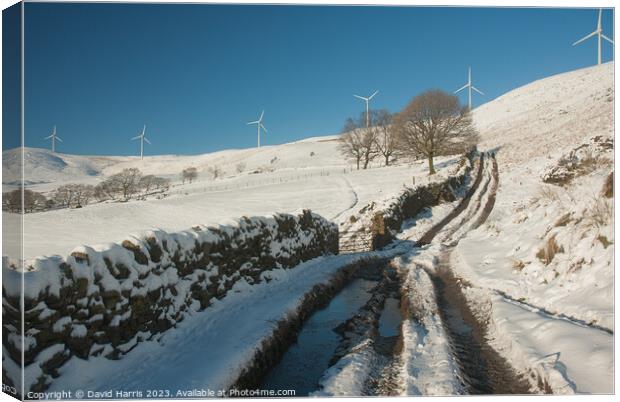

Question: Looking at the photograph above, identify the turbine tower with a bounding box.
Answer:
[44,126,62,153]
[247,110,267,148]
[131,125,151,160]
[454,67,484,111]
[572,8,614,66]
[353,90,379,127]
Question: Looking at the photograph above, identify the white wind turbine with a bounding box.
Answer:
[353,90,379,127]
[454,66,484,111]
[572,8,614,66]
[131,125,151,160]
[45,125,62,153]
[247,110,267,148]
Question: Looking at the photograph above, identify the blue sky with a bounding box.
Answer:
[2,4,615,155]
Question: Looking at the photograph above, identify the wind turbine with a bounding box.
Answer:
[572,8,614,66]
[45,126,62,153]
[131,125,150,160]
[353,90,379,127]
[454,67,484,111]
[247,110,267,148]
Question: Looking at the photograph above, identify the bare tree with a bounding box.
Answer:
[104,168,142,200]
[138,175,170,196]
[53,185,75,208]
[72,184,94,207]
[370,110,396,166]
[2,189,22,212]
[94,181,114,202]
[338,114,379,170]
[2,191,16,212]
[3,189,47,213]
[338,129,364,170]
[24,190,47,213]
[393,90,478,175]
[207,166,222,179]
[139,175,157,194]
[236,162,246,174]
[152,177,170,193]
[182,167,198,184]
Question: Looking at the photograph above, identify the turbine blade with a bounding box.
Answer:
[55,136,63,142]
[369,90,379,99]
[247,120,259,125]
[598,8,602,30]
[144,137,151,145]
[454,83,468,94]
[353,95,366,100]
[131,135,141,140]
[472,86,484,95]
[259,110,264,121]
[572,30,597,46]
[45,134,54,139]
[601,33,614,44]
[260,123,268,132]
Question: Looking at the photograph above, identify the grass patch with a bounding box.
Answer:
[536,234,564,265]
[597,235,613,249]
[584,196,613,229]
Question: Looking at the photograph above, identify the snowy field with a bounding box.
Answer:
[1,62,614,396]
[3,137,455,260]
[454,62,614,392]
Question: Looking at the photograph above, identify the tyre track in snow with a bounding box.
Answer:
[424,154,533,394]
[401,153,534,395]
[416,153,486,246]
[330,175,359,222]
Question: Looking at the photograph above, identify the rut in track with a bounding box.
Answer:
[429,153,533,394]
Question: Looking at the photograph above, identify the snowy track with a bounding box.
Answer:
[329,176,359,221]
[394,153,536,395]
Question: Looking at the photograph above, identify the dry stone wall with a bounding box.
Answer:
[2,210,338,394]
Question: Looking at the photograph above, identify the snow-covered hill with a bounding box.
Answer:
[2,135,345,191]
[2,148,120,188]
[454,62,614,393]
[4,134,454,259]
[473,62,614,167]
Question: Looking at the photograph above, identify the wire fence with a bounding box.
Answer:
[171,167,355,196]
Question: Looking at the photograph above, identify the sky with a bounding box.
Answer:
[2,3,615,155]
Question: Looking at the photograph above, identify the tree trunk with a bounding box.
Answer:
[356,158,360,170]
[363,154,370,169]
[428,154,435,175]
[385,154,390,166]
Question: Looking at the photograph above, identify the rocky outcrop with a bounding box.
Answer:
[2,210,337,394]
[542,135,613,186]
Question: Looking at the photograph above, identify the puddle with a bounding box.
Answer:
[260,278,377,396]
[378,298,401,337]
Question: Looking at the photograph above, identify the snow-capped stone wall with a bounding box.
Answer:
[2,210,338,393]
[371,149,478,248]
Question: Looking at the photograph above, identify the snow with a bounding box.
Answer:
[2,61,614,396]
[3,134,457,260]
[486,292,613,394]
[313,339,376,397]
[394,250,463,396]
[453,62,614,393]
[383,63,614,395]
[46,249,404,395]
